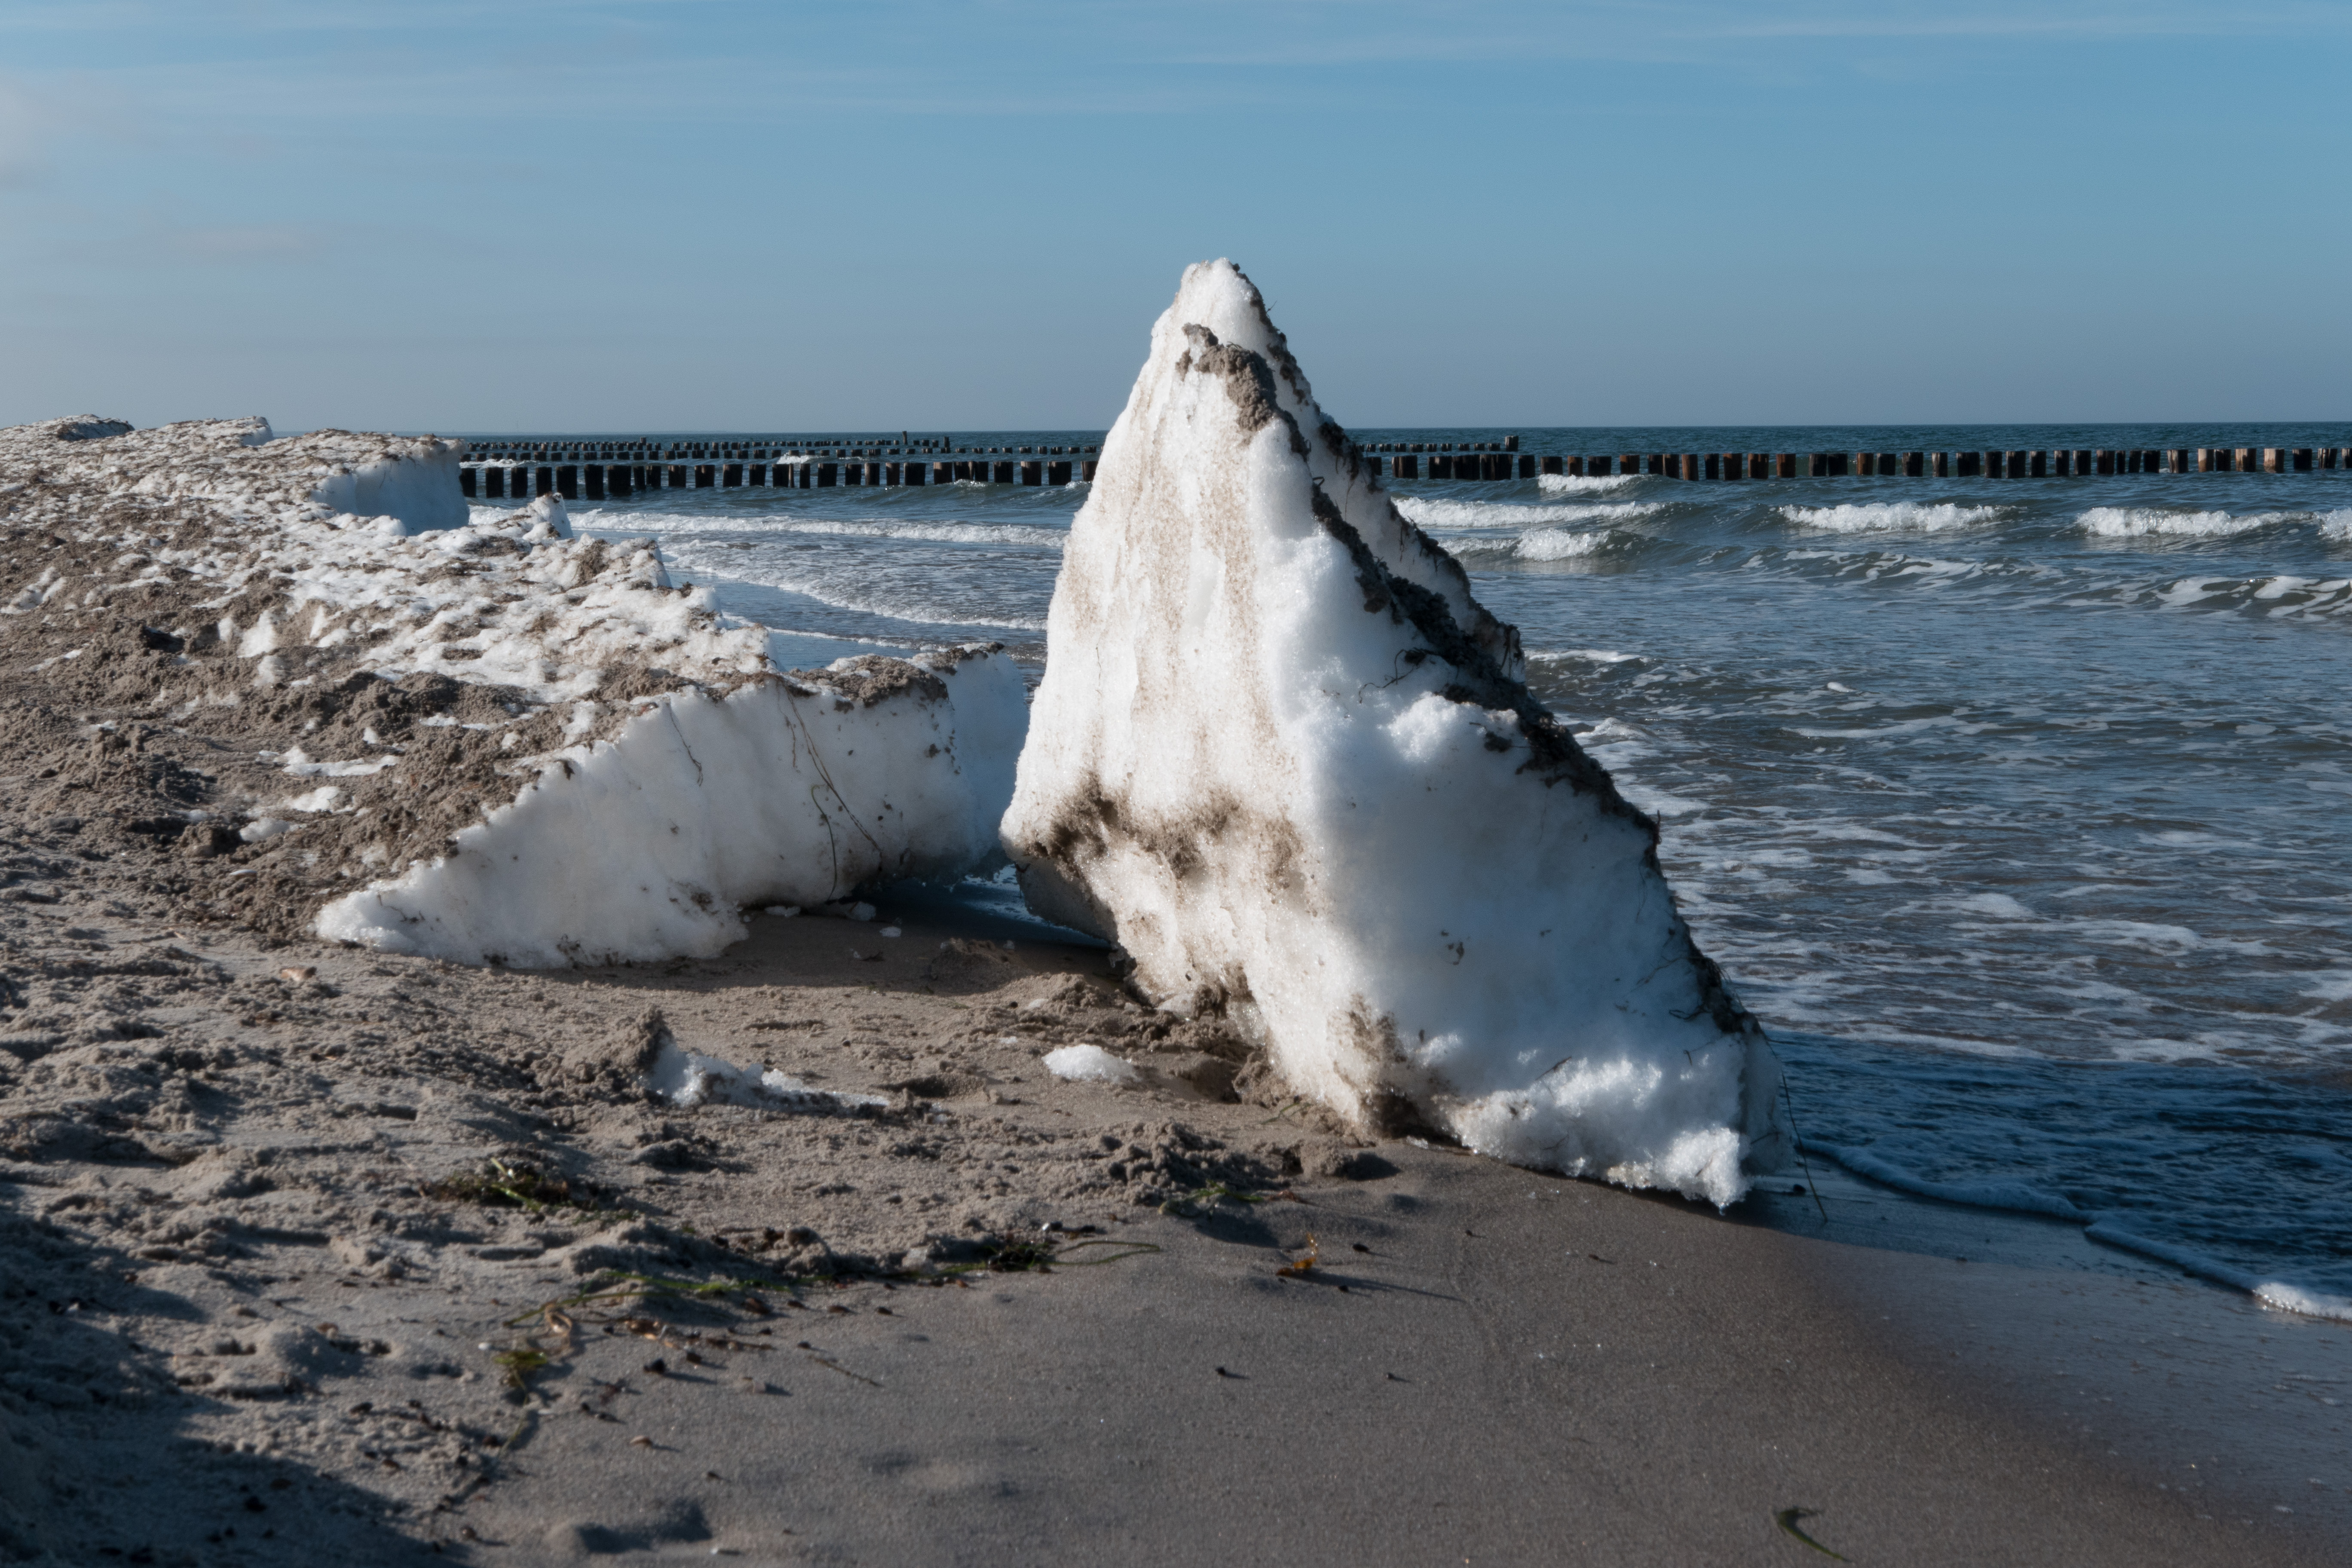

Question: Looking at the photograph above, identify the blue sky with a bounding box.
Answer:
[2,2,2345,432]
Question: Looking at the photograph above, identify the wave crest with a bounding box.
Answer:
[1781,502,2004,533]
[2078,507,2282,539]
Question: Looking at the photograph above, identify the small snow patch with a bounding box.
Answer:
[1042,1045,1140,1085]
[644,1040,884,1112]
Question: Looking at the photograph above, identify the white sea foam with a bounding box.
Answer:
[1805,1139,2088,1219]
[1811,1141,2352,1323]
[658,548,1051,633]
[1953,892,2037,920]
[1536,473,1641,496]
[1395,497,1658,530]
[573,508,1070,550]
[2078,507,2284,539]
[2084,1224,2352,1323]
[1529,648,1645,665]
[1781,502,2004,533]
[2319,509,2352,541]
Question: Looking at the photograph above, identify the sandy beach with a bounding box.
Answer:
[3,837,2347,1564]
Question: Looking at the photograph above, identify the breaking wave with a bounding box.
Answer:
[1396,496,1660,530]
[1449,528,1623,563]
[2078,507,2287,539]
[1536,473,1643,496]
[1780,502,2006,534]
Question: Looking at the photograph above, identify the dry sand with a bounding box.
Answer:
[5,450,2349,1565]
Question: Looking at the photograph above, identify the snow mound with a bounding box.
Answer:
[1,413,1029,965]
[1,415,465,534]
[1000,260,1785,1206]
[318,648,1026,967]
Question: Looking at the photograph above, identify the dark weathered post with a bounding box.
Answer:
[1681,453,1701,479]
[2293,449,2314,472]
[1394,454,1418,479]
[1903,452,1924,477]
[2024,451,2044,478]
[721,463,741,487]
[609,466,633,498]
[1702,454,1721,480]
[459,467,478,499]
[814,463,836,487]
[1854,453,1874,476]
[1020,460,1043,486]
[1521,455,1539,478]
[537,465,556,496]
[2262,448,2284,473]
[1542,455,1564,476]
[1081,460,1098,481]
[585,465,606,500]
[1955,452,1978,477]
[1745,453,1766,479]
[1047,460,1072,485]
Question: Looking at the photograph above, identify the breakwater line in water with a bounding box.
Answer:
[455,432,2349,501]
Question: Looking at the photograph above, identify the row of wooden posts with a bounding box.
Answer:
[1453,447,2349,480]
[459,458,1090,500]
[459,444,2350,502]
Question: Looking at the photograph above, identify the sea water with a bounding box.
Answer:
[525,420,2352,1312]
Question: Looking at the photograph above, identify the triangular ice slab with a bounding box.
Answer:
[1002,260,1785,1204]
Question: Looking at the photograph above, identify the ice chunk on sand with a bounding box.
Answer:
[645,1038,885,1112]
[1042,1045,1141,1085]
[1000,259,1785,1206]
[318,648,1027,967]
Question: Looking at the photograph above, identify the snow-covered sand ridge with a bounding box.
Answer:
[1000,261,1787,1205]
[0,414,1023,964]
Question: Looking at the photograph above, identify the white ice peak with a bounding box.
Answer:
[1001,259,1785,1205]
